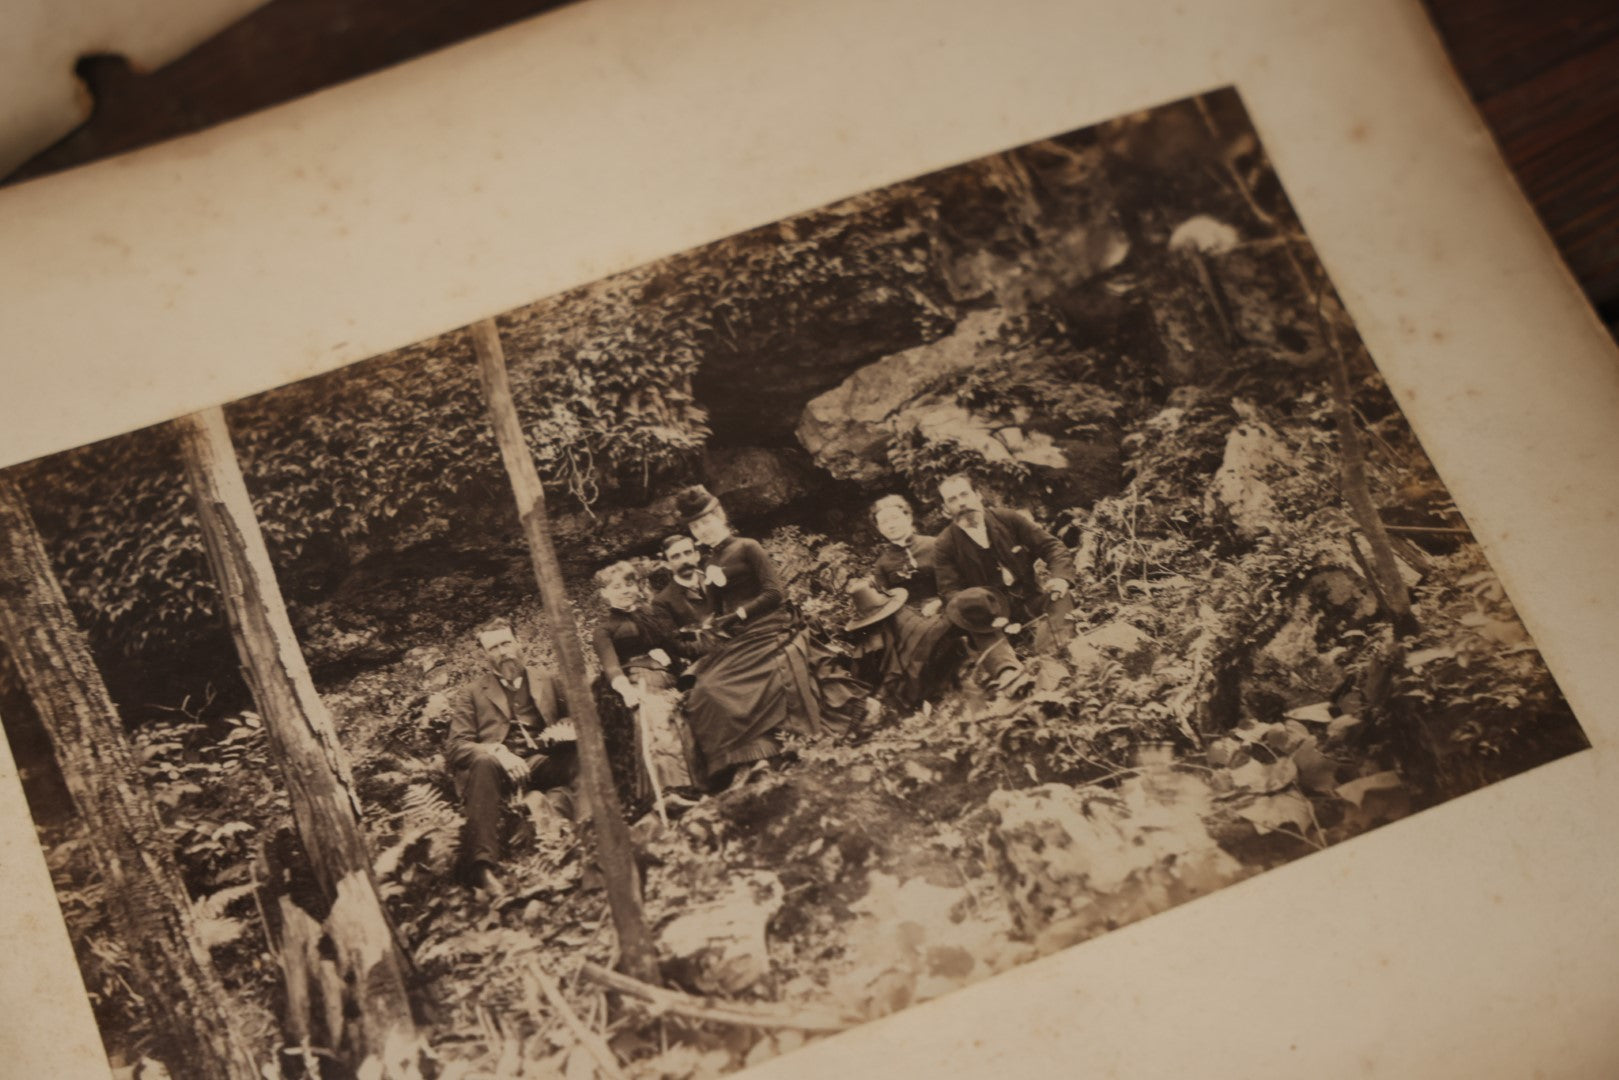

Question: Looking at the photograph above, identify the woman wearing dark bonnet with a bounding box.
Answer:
[676,485,869,786]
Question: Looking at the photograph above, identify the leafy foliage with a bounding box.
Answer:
[1391,549,1583,797]
[677,189,957,373]
[885,425,1028,501]
[757,526,862,637]
[882,327,1127,509]
[43,831,148,1044]
[15,426,222,670]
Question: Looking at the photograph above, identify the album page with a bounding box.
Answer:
[0,1,1615,1078]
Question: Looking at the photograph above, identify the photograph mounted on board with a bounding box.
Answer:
[0,88,1587,1079]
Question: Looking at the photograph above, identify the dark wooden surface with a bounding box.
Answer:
[7,0,1616,337]
[1422,0,1619,332]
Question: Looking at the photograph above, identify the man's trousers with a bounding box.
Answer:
[461,745,579,868]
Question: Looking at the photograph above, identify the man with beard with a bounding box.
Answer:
[651,533,718,636]
[931,473,1077,650]
[444,620,575,895]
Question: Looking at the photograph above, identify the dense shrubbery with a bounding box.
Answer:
[17,426,208,659]
[1391,547,1582,798]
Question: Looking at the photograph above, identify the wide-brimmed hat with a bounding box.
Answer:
[844,580,909,632]
[675,485,722,525]
[945,587,1010,634]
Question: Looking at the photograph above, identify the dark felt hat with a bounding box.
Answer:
[945,587,1010,634]
[844,580,909,632]
[675,485,721,524]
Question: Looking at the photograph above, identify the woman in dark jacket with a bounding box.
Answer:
[677,485,868,785]
[591,560,698,817]
[870,493,940,611]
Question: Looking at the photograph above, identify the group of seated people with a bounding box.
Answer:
[444,472,1078,894]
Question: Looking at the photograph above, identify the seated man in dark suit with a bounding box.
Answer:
[931,473,1078,651]
[651,533,718,632]
[444,620,575,896]
[651,533,721,667]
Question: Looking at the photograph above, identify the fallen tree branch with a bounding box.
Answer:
[578,962,858,1033]
[529,967,628,1080]
[1378,524,1472,537]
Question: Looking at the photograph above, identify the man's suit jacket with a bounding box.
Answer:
[652,577,716,629]
[445,665,564,793]
[932,507,1076,616]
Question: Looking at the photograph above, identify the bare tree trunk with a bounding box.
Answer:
[1325,348,1417,634]
[0,476,260,1079]
[174,409,424,1077]
[467,318,661,984]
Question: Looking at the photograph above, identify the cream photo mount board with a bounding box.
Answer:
[1,0,1616,1077]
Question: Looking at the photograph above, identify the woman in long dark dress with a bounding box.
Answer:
[591,560,698,818]
[676,485,868,784]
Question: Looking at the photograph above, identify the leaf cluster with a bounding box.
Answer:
[758,525,862,639]
[1391,550,1583,793]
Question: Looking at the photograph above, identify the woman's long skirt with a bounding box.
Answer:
[595,666,697,817]
[685,608,868,779]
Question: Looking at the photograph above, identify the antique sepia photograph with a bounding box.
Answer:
[0,88,1589,1079]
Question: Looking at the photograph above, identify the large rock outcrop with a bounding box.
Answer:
[1203,405,1299,540]
[985,778,1241,945]
[796,311,1122,507]
[796,310,1007,484]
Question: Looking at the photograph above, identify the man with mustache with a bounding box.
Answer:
[651,533,722,667]
[931,473,1077,647]
[444,620,575,896]
[651,533,718,633]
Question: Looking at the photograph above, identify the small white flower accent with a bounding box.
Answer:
[705,565,728,587]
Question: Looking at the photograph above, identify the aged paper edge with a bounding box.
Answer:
[1,0,1616,1076]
